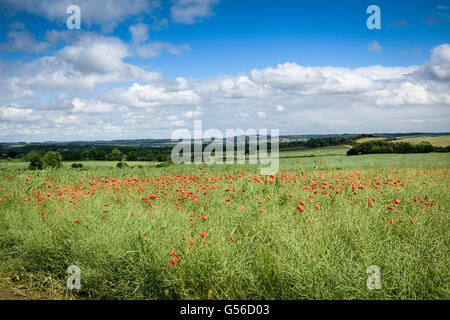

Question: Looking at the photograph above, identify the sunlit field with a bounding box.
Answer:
[0,149,449,299]
[354,135,450,147]
[393,135,450,148]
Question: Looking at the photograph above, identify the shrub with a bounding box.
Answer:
[71,163,83,169]
[415,142,434,153]
[26,151,43,170]
[111,148,122,161]
[347,140,436,156]
[117,162,128,169]
[156,154,167,162]
[42,151,63,168]
[155,161,171,168]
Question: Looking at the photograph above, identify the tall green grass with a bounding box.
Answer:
[0,153,449,299]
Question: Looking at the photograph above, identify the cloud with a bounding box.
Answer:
[129,23,150,45]
[424,15,446,25]
[367,40,382,52]
[354,65,419,80]
[234,112,250,119]
[129,23,191,57]
[71,98,116,114]
[104,82,201,108]
[365,82,435,107]
[0,104,33,121]
[184,107,202,118]
[136,42,191,58]
[387,19,409,27]
[9,21,25,30]
[250,63,324,91]
[0,25,49,53]
[257,111,267,119]
[56,35,130,75]
[276,105,285,112]
[401,47,421,55]
[0,77,36,102]
[250,63,376,94]
[1,42,450,141]
[151,18,169,30]
[421,43,450,81]
[215,76,270,98]
[0,34,163,100]
[171,120,186,126]
[0,0,159,32]
[170,0,219,24]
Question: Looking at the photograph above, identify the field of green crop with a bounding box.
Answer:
[355,137,388,143]
[0,161,157,170]
[0,148,449,299]
[354,135,450,147]
[395,135,450,148]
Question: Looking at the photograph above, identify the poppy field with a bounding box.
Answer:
[0,152,449,299]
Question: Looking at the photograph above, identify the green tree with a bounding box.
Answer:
[26,150,43,170]
[88,146,97,160]
[127,151,138,161]
[72,150,84,160]
[95,150,107,160]
[43,151,63,168]
[111,148,122,161]
[156,154,168,162]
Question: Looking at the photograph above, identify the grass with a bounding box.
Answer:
[354,135,450,147]
[0,161,157,170]
[355,137,388,143]
[280,147,450,170]
[395,135,450,148]
[0,150,449,300]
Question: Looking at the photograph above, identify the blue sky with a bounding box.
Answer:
[0,0,449,141]
[2,0,449,76]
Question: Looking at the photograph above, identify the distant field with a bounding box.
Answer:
[0,161,157,170]
[1,148,450,171]
[354,135,450,147]
[355,137,388,143]
[278,147,450,170]
[395,135,450,147]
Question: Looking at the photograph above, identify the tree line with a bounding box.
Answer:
[347,140,450,155]
[1,145,172,162]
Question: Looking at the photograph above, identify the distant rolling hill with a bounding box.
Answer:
[394,135,450,147]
